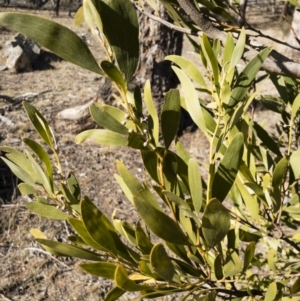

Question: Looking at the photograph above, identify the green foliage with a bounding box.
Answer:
[1,2,300,301]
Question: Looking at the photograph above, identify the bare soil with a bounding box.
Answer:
[0,5,292,301]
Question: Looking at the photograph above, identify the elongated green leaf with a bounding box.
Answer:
[290,149,300,179]
[264,282,277,301]
[18,183,38,196]
[83,0,103,33]
[227,47,272,108]
[201,34,219,86]
[150,243,174,282]
[162,89,181,149]
[0,157,35,187]
[202,198,231,249]
[75,129,127,146]
[116,160,161,210]
[23,138,53,184]
[229,28,246,71]
[68,217,107,252]
[0,13,102,74]
[135,221,153,254]
[268,249,277,272]
[67,172,81,202]
[36,239,101,260]
[188,158,203,214]
[115,265,150,291]
[173,66,207,136]
[223,249,243,277]
[236,179,260,221]
[144,80,159,145]
[103,287,126,301]
[165,55,207,88]
[243,241,255,272]
[81,197,117,255]
[291,93,300,126]
[251,121,282,157]
[291,278,300,294]
[101,60,126,92]
[98,0,139,82]
[214,254,224,280]
[25,150,53,196]
[79,262,117,279]
[26,201,69,220]
[23,102,55,148]
[223,32,234,72]
[74,6,84,27]
[141,150,159,183]
[212,133,244,202]
[89,104,129,135]
[133,195,189,245]
[113,218,136,245]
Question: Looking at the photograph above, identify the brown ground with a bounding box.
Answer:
[0,4,293,301]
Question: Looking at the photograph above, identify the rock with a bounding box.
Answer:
[1,33,41,72]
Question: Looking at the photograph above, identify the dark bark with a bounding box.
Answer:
[98,4,192,132]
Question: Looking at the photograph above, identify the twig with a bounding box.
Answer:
[132,2,201,37]
[24,247,71,269]
[0,294,14,301]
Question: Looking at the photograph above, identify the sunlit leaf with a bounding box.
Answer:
[23,102,55,148]
[26,201,69,220]
[188,158,203,214]
[173,66,207,137]
[264,282,277,301]
[36,238,101,260]
[23,138,53,186]
[75,129,127,146]
[229,28,246,71]
[201,33,219,86]
[165,55,207,88]
[114,265,150,291]
[223,249,243,277]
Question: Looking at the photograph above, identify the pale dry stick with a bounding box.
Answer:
[24,247,71,269]
[0,293,14,301]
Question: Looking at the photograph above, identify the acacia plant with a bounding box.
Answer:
[1,0,300,300]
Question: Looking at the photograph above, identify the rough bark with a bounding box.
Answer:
[98,4,183,110]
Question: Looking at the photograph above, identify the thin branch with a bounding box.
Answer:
[133,2,201,36]
[175,0,300,79]
[24,247,71,269]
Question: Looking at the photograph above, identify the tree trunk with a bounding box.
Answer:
[97,4,191,133]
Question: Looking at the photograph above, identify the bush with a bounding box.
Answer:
[1,1,300,300]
